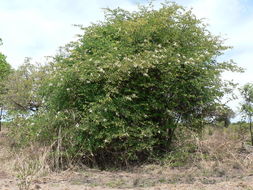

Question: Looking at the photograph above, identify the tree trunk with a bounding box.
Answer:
[167,127,176,150]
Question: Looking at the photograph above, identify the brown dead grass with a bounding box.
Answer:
[194,127,253,176]
[1,125,253,190]
[0,129,16,175]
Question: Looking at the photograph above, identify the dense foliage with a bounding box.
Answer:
[9,3,239,168]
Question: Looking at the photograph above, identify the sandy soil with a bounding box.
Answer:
[1,172,253,190]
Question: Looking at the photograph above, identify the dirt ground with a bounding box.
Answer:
[1,170,253,190]
[1,130,253,190]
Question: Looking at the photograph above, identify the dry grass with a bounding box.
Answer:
[1,125,253,190]
[0,128,52,190]
[14,146,52,190]
[193,127,253,176]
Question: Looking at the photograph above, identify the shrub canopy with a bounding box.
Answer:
[16,3,239,167]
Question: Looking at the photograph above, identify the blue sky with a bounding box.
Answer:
[0,0,253,114]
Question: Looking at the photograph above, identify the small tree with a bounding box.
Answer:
[0,39,11,131]
[240,83,253,145]
[3,58,48,113]
[213,105,235,127]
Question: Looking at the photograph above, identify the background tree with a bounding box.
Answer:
[12,2,240,167]
[0,39,11,131]
[212,105,235,127]
[240,83,253,145]
[3,58,47,113]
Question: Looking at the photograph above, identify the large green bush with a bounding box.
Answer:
[14,3,239,168]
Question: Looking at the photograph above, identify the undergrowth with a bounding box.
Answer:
[3,123,253,189]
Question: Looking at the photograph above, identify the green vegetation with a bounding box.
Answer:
[2,58,47,113]
[240,83,253,145]
[212,104,235,128]
[0,39,11,81]
[0,38,11,131]
[1,2,242,169]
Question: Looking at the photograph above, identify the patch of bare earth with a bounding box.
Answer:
[2,169,253,190]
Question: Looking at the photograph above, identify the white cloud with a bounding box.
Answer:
[188,0,253,66]
[0,0,138,67]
